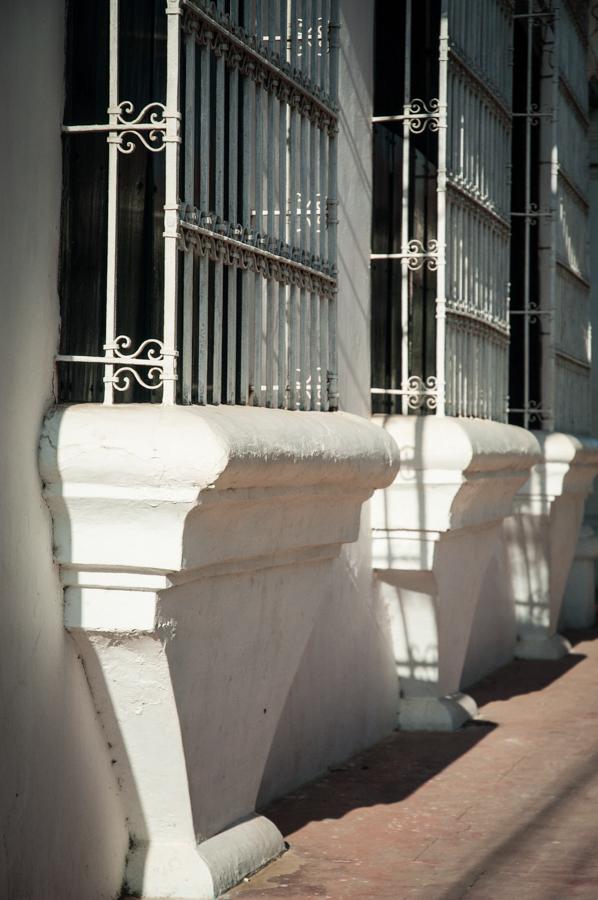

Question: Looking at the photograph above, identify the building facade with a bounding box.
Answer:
[3,1,598,898]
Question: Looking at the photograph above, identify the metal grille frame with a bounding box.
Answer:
[57,0,340,411]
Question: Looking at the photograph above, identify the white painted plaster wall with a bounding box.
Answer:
[461,540,518,688]
[0,3,128,897]
[256,0,399,805]
[4,1,397,892]
[584,112,598,536]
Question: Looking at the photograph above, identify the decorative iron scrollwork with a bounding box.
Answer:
[400,239,439,271]
[404,98,440,133]
[103,335,174,392]
[402,375,438,411]
[108,101,169,153]
[180,214,337,299]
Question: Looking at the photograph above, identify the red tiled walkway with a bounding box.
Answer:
[226,630,598,900]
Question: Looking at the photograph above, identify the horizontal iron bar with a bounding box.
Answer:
[371,114,439,123]
[555,258,591,290]
[449,47,511,124]
[370,387,437,396]
[370,252,437,260]
[447,181,511,233]
[55,354,174,365]
[62,123,167,133]
[512,12,554,19]
[180,220,337,293]
[511,211,552,217]
[182,0,338,129]
[554,348,591,370]
[446,306,510,338]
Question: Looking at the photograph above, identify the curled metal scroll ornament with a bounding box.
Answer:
[110,101,169,154]
[527,202,540,226]
[402,239,439,271]
[108,335,166,361]
[111,366,165,392]
[405,98,440,133]
[403,375,438,411]
[103,335,167,392]
[528,300,540,325]
[527,400,544,426]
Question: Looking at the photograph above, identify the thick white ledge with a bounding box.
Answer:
[371,415,540,568]
[506,432,598,657]
[41,404,398,586]
[40,403,397,898]
[371,416,539,731]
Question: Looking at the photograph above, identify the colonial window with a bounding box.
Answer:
[509,0,591,432]
[371,0,512,420]
[58,0,340,411]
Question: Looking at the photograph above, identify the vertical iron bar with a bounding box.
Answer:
[400,0,412,415]
[266,0,276,406]
[182,24,195,403]
[278,0,288,408]
[213,0,225,404]
[522,0,533,428]
[309,0,319,408]
[227,0,239,404]
[540,5,558,430]
[104,0,119,404]
[239,0,252,404]
[436,2,448,416]
[299,0,309,409]
[327,0,339,410]
[300,119,309,409]
[318,0,329,410]
[289,0,299,409]
[162,0,182,404]
[198,31,210,404]
[253,0,264,404]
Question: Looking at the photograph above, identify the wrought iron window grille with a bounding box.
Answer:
[57,0,340,411]
[508,0,591,433]
[371,0,512,421]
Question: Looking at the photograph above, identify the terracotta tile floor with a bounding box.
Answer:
[225,629,598,900]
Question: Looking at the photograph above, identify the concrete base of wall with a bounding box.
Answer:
[198,815,286,897]
[126,815,285,899]
[398,692,478,732]
[514,633,572,660]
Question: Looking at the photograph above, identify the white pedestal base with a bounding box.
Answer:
[125,816,284,899]
[398,692,478,732]
[197,815,285,899]
[125,841,215,900]
[514,633,572,660]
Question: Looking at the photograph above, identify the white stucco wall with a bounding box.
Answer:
[0,3,128,897]
[257,0,398,806]
[3,1,397,893]
[585,111,598,534]
[461,540,518,688]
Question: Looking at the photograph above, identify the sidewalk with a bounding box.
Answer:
[225,630,598,900]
